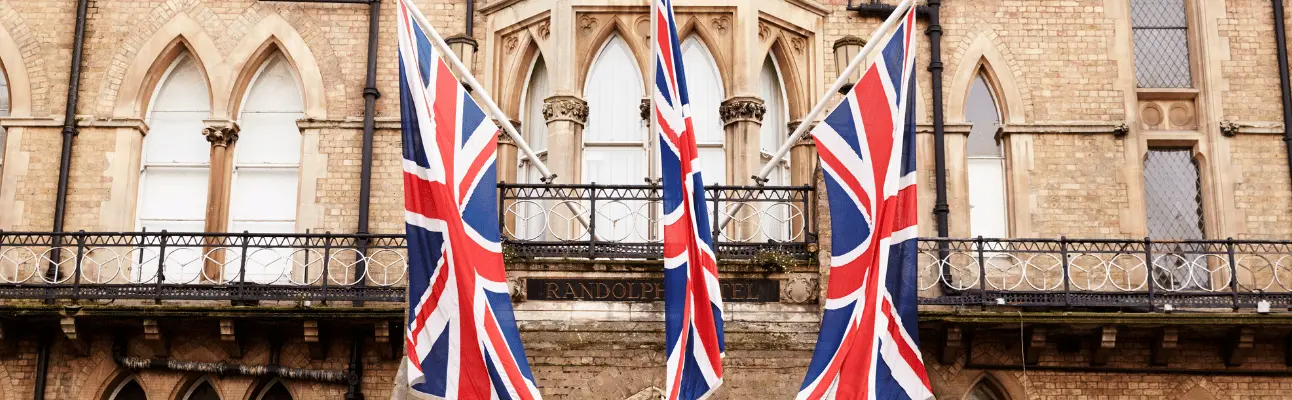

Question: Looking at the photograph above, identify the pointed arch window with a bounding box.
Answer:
[106,376,147,400]
[967,376,1011,400]
[137,52,212,283]
[583,35,647,185]
[253,379,293,400]
[680,37,725,184]
[966,72,1009,238]
[229,53,304,283]
[182,378,221,400]
[759,56,792,241]
[520,55,550,184]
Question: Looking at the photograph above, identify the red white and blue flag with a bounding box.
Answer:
[797,8,933,400]
[397,0,540,398]
[652,0,725,399]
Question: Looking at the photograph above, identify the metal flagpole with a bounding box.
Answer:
[400,0,593,230]
[717,0,918,230]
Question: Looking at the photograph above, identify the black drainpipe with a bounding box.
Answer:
[47,0,90,284]
[344,332,366,400]
[33,335,51,400]
[353,0,381,307]
[1274,0,1292,193]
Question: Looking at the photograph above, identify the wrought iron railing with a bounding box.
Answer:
[0,231,406,303]
[499,183,817,260]
[3,228,1291,311]
[920,237,1292,310]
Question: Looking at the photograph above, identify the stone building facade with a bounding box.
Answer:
[0,0,1291,399]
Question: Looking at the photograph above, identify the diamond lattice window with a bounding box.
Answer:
[1131,0,1193,88]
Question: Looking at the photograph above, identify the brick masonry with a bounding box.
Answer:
[0,0,1291,399]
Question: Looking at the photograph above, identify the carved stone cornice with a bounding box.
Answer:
[719,96,766,126]
[542,95,589,124]
[202,120,240,147]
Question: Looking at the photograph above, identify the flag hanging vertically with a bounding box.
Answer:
[396,0,541,398]
[652,0,725,399]
[797,7,933,400]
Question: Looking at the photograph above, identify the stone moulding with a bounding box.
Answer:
[543,96,590,124]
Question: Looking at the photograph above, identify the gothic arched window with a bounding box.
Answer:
[228,53,304,283]
[758,56,792,241]
[106,376,147,400]
[139,52,211,235]
[520,55,550,184]
[137,52,211,283]
[0,61,9,177]
[966,71,1009,238]
[680,37,725,184]
[583,35,646,185]
[253,379,293,400]
[967,376,1011,400]
[181,378,220,400]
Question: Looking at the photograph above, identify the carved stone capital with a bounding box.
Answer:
[640,98,651,123]
[542,95,589,124]
[719,96,766,125]
[494,119,520,144]
[202,120,240,147]
[788,120,816,145]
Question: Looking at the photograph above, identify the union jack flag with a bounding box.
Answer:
[797,8,933,400]
[652,0,725,399]
[396,0,540,398]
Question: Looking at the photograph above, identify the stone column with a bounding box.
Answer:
[496,119,520,238]
[719,96,765,242]
[201,119,239,282]
[542,95,588,240]
[788,120,816,239]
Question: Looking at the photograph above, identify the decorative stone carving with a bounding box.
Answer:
[711,16,730,35]
[781,277,819,303]
[509,276,525,302]
[493,119,521,140]
[504,35,519,53]
[537,20,551,40]
[758,22,770,42]
[1112,122,1130,137]
[202,121,240,147]
[719,96,766,125]
[640,98,651,122]
[1220,121,1240,137]
[791,37,806,54]
[579,15,599,36]
[626,387,664,400]
[543,96,589,124]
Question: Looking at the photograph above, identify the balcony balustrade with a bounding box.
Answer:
[0,184,1287,312]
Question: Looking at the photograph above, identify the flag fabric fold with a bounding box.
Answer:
[653,0,725,399]
[397,0,541,398]
[797,7,934,400]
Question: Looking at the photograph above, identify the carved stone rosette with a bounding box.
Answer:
[202,121,240,147]
[719,96,766,126]
[542,95,590,124]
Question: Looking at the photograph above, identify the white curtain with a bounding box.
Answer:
[0,62,8,172]
[584,35,647,185]
[230,54,304,284]
[966,73,1009,239]
[758,57,791,241]
[681,37,725,185]
[137,53,211,283]
[514,56,551,241]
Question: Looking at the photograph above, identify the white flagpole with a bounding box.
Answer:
[400,0,593,230]
[718,0,917,230]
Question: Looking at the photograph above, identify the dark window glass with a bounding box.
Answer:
[185,381,220,400]
[1131,0,1192,88]
[110,379,147,400]
[1144,148,1208,289]
[258,381,293,400]
[967,378,1009,400]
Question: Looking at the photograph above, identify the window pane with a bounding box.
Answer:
[523,57,550,153]
[109,379,147,400]
[584,147,646,185]
[966,74,1002,157]
[696,147,726,185]
[0,62,9,114]
[681,38,724,144]
[139,169,210,220]
[243,56,303,112]
[1144,147,1208,290]
[237,112,303,165]
[135,219,206,284]
[968,158,1008,239]
[146,111,211,164]
[259,382,294,400]
[1130,0,1192,88]
[230,168,299,222]
[759,58,786,154]
[584,36,645,143]
[153,56,210,113]
[185,381,221,400]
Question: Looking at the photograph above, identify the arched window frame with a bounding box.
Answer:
[179,375,222,400]
[104,375,147,400]
[519,53,550,184]
[0,60,10,176]
[582,34,648,185]
[249,378,294,400]
[758,55,791,186]
[966,374,1012,400]
[964,66,1012,239]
